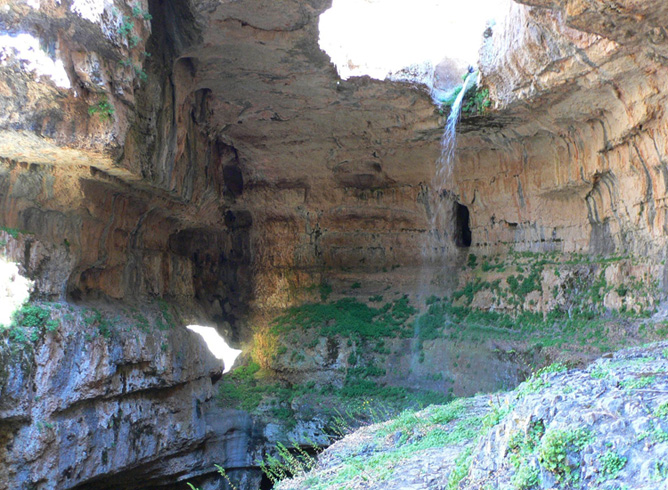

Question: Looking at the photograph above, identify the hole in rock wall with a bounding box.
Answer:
[318,0,510,98]
[0,33,70,88]
[0,256,33,327]
[223,165,244,197]
[454,202,472,248]
[259,474,273,490]
[186,325,242,373]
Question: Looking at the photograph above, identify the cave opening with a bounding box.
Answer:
[454,202,472,248]
[318,0,510,97]
[259,474,273,490]
[186,325,242,373]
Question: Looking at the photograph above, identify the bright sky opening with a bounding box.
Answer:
[187,325,242,373]
[0,257,33,328]
[319,0,510,82]
[0,33,70,89]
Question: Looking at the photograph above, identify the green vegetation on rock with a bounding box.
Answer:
[88,96,115,121]
[538,427,593,484]
[271,297,415,340]
[598,449,627,482]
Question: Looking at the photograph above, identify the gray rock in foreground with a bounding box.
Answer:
[280,341,668,490]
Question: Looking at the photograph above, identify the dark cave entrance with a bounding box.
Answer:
[259,474,273,489]
[454,202,472,248]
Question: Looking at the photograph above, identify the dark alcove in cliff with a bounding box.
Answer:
[454,202,472,248]
[259,474,273,489]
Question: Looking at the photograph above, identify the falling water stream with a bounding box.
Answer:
[436,71,475,189]
[421,70,475,277]
[412,71,476,370]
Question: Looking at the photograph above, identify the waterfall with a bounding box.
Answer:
[435,71,475,185]
[422,71,475,266]
[412,72,475,368]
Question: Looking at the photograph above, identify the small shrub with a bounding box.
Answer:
[88,97,114,121]
[118,17,134,36]
[131,4,153,20]
[0,226,21,238]
[538,427,593,483]
[511,463,540,490]
[654,401,668,418]
[14,304,50,329]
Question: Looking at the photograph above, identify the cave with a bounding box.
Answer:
[453,202,472,248]
[2,0,668,489]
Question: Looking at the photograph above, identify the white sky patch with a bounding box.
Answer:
[0,33,70,89]
[0,257,34,328]
[70,0,109,23]
[319,0,510,81]
[187,325,242,373]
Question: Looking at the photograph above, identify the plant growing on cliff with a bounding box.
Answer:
[462,87,491,116]
[538,427,593,484]
[597,449,627,482]
[6,303,59,342]
[511,463,540,490]
[113,5,152,83]
[0,226,22,238]
[260,440,320,485]
[131,3,152,20]
[439,74,491,118]
[88,96,114,122]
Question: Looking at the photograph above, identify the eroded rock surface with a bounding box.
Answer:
[2,0,668,488]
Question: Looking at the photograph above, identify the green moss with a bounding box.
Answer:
[84,308,114,338]
[155,298,177,330]
[271,297,414,340]
[133,312,150,332]
[319,282,332,301]
[217,361,269,411]
[0,226,23,238]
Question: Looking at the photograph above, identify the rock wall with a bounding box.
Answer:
[3,0,668,488]
[453,0,668,266]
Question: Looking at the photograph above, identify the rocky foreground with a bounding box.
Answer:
[278,342,668,490]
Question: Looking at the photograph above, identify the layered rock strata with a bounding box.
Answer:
[2,0,668,488]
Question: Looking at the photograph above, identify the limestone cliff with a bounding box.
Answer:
[2,0,668,489]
